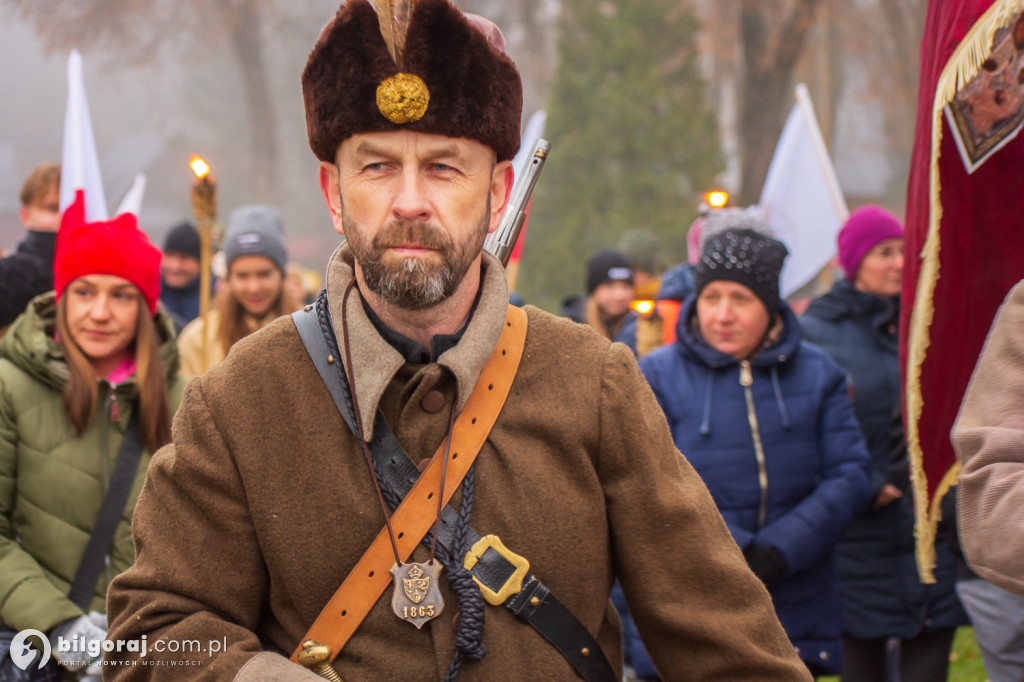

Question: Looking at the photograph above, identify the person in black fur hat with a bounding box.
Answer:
[105,3,813,681]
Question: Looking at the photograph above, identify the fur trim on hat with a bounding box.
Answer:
[302,0,522,162]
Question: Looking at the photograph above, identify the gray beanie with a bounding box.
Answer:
[222,204,288,274]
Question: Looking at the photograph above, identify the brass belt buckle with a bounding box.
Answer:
[463,534,530,606]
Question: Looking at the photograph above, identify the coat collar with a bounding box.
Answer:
[804,279,900,353]
[804,278,898,323]
[325,243,509,441]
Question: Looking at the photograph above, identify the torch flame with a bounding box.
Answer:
[704,190,728,209]
[631,300,655,315]
[190,156,211,179]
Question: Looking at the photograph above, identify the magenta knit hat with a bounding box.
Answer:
[837,205,904,281]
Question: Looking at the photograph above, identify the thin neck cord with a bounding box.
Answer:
[430,406,458,561]
[340,279,455,567]
[341,279,404,566]
[327,286,487,678]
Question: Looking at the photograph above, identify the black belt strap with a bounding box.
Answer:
[67,408,143,611]
[292,299,617,682]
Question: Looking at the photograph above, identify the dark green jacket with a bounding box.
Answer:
[0,292,184,632]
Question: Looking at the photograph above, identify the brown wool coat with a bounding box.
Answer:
[952,279,1024,598]
[105,248,811,681]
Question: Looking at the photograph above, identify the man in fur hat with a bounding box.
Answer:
[105,2,810,680]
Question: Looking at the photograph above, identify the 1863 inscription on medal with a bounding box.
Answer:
[391,562,444,629]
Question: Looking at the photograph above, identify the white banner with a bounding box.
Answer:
[759,84,848,298]
[115,173,147,217]
[60,49,108,221]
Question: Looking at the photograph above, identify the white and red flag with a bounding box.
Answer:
[59,49,108,224]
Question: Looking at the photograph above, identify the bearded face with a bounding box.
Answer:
[342,201,490,310]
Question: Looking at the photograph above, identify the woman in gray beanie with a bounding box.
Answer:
[177,205,302,375]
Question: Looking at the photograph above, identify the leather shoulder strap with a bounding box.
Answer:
[290,304,527,664]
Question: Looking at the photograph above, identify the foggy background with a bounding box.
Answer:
[0,0,923,306]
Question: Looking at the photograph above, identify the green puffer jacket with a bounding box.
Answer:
[0,291,184,633]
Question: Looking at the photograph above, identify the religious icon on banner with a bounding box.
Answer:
[946,13,1024,172]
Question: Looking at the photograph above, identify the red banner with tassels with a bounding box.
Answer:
[903,0,1024,581]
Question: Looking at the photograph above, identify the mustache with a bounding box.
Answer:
[372,221,450,251]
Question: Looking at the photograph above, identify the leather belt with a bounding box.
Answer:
[292,294,617,682]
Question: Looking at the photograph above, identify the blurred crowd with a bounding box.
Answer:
[559,205,1023,682]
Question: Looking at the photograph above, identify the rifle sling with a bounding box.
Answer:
[290,297,616,682]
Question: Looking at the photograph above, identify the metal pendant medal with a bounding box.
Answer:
[391,561,444,628]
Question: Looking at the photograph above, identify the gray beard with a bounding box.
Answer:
[365,254,455,310]
[342,200,490,311]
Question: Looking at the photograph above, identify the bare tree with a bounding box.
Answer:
[694,0,925,207]
[9,0,295,204]
[736,0,823,204]
[866,0,927,202]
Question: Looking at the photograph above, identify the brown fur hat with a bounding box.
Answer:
[302,0,523,162]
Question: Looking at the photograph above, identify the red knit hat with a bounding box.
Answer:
[54,202,162,315]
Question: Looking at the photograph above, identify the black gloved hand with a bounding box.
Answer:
[743,543,788,588]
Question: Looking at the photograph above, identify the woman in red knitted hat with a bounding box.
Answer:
[0,207,184,678]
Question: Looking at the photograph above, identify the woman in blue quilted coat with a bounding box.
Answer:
[800,206,965,682]
[639,227,871,676]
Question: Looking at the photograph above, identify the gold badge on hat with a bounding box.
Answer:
[372,0,429,123]
[377,73,429,123]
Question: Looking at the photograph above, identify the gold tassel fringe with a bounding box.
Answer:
[907,0,1024,583]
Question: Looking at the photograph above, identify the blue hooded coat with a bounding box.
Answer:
[800,279,966,640]
[638,295,871,673]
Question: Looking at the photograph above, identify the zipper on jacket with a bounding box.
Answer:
[740,360,769,529]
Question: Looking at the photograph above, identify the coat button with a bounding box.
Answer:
[420,390,446,413]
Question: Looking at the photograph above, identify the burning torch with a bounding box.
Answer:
[190,156,217,372]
